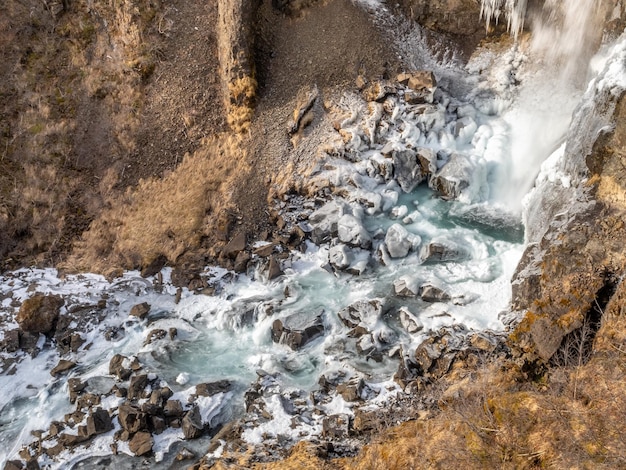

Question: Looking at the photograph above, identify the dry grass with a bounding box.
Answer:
[64,134,247,276]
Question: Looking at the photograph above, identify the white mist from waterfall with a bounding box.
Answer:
[485,0,605,212]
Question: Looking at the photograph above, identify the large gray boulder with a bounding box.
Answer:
[385,223,421,258]
[337,214,372,249]
[309,200,350,244]
[392,149,424,193]
[271,311,325,350]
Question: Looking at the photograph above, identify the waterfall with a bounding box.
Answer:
[486,0,607,212]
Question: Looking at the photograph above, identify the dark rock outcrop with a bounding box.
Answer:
[16,294,64,334]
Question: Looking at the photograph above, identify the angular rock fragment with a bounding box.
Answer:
[399,307,423,333]
[393,275,420,297]
[385,223,420,258]
[419,240,470,263]
[129,431,153,456]
[328,244,353,271]
[129,302,150,320]
[337,214,372,249]
[118,404,147,433]
[182,406,204,439]
[271,312,325,350]
[337,299,384,329]
[86,408,114,436]
[109,354,132,381]
[392,149,424,193]
[419,283,451,302]
[17,294,64,334]
[128,374,149,400]
[50,360,76,377]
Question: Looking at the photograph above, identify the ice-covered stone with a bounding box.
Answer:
[337,299,384,329]
[328,244,353,270]
[337,214,372,249]
[271,311,325,350]
[399,307,423,333]
[429,152,475,200]
[420,240,471,263]
[420,283,451,302]
[385,223,421,258]
[392,149,424,193]
[393,275,420,297]
[309,200,350,244]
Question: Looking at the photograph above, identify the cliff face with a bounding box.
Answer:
[511,38,626,363]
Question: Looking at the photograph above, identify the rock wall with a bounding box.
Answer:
[511,37,626,363]
[217,0,261,133]
[395,0,484,35]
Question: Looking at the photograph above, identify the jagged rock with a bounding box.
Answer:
[393,275,420,297]
[308,200,349,244]
[118,404,147,433]
[392,149,424,193]
[328,244,353,271]
[50,360,76,377]
[86,408,114,436]
[267,255,284,280]
[419,240,470,263]
[129,431,153,456]
[429,152,474,200]
[420,283,451,302]
[337,214,371,249]
[322,413,350,438]
[164,400,184,418]
[253,243,274,257]
[399,307,423,333]
[337,299,384,329]
[222,232,246,258]
[336,377,365,401]
[353,408,378,432]
[16,294,64,334]
[58,432,89,447]
[271,312,325,350]
[233,250,251,273]
[398,71,437,104]
[109,354,131,380]
[144,329,167,346]
[129,302,150,319]
[395,0,483,35]
[416,147,438,176]
[152,416,166,434]
[75,393,100,410]
[18,331,39,351]
[182,406,204,439]
[141,254,167,278]
[196,380,232,397]
[385,223,420,258]
[128,374,149,400]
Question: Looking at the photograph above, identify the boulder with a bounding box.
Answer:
[1,329,20,353]
[271,312,325,350]
[336,377,365,402]
[337,214,372,249]
[50,360,76,377]
[328,244,353,271]
[196,380,232,397]
[398,71,437,104]
[419,240,470,263]
[86,408,114,436]
[163,400,184,418]
[129,302,150,320]
[182,406,204,439]
[337,299,384,329]
[267,255,284,280]
[392,149,424,193]
[393,275,420,297]
[16,294,64,334]
[118,404,147,433]
[399,307,423,333]
[128,374,149,399]
[308,200,349,244]
[129,431,153,456]
[420,283,451,302]
[385,224,420,258]
[429,152,474,200]
[109,354,131,380]
[222,232,246,258]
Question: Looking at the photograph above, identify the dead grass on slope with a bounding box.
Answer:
[64,134,246,277]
